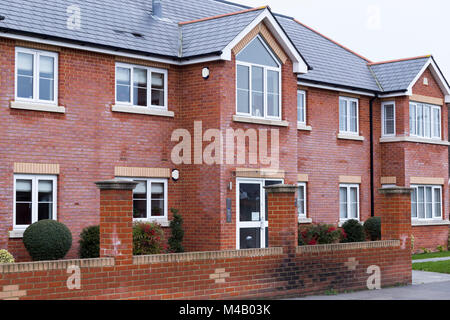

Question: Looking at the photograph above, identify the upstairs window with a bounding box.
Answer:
[409,102,441,139]
[411,185,442,220]
[15,47,58,104]
[236,36,281,120]
[297,90,306,125]
[115,63,167,109]
[339,97,359,135]
[382,102,396,136]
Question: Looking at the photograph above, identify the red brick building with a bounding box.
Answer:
[0,0,448,260]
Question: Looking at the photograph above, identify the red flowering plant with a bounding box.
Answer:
[132,222,165,255]
[298,223,345,246]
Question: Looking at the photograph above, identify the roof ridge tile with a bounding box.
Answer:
[178,6,267,26]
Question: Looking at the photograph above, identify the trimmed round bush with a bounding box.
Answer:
[364,217,381,241]
[79,225,100,259]
[0,249,14,264]
[23,220,72,261]
[341,219,366,243]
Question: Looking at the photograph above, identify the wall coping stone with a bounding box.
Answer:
[0,258,115,274]
[95,179,138,190]
[133,248,283,265]
[264,184,297,193]
[296,240,400,254]
[378,187,413,195]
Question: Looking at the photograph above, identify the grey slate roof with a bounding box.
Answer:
[0,0,443,93]
[368,57,430,93]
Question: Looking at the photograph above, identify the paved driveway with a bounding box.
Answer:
[292,271,450,300]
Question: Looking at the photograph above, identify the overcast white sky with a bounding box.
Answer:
[238,0,450,77]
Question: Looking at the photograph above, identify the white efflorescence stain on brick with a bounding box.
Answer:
[366,265,381,290]
[344,257,359,271]
[67,265,81,290]
[209,268,230,284]
[67,4,81,30]
[0,285,26,300]
[366,5,381,31]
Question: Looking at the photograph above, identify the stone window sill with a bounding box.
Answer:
[297,123,312,131]
[134,219,170,227]
[337,133,365,141]
[233,115,289,127]
[412,220,450,227]
[380,136,450,146]
[11,101,65,114]
[299,218,313,224]
[9,229,25,239]
[112,105,174,118]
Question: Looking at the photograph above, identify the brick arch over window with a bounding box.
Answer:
[232,23,288,65]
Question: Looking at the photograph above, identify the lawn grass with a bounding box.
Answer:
[412,260,450,274]
[412,251,450,260]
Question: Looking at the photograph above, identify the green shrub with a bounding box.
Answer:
[298,224,345,246]
[364,217,381,241]
[23,220,72,261]
[133,222,165,255]
[168,209,184,253]
[341,220,366,243]
[79,225,100,259]
[437,245,444,252]
[0,249,14,264]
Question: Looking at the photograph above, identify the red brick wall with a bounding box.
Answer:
[412,226,449,253]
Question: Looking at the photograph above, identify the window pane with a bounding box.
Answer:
[133,181,147,219]
[237,65,250,114]
[384,104,395,135]
[236,37,279,67]
[433,108,441,138]
[410,104,416,135]
[350,187,358,218]
[298,91,305,123]
[418,187,425,219]
[39,55,55,101]
[298,186,305,216]
[151,73,165,106]
[417,104,423,137]
[15,179,32,225]
[423,105,431,138]
[339,99,347,132]
[411,188,417,218]
[38,203,52,221]
[267,70,279,117]
[350,101,358,133]
[116,67,131,103]
[434,188,442,218]
[133,68,147,106]
[38,180,53,202]
[17,52,34,99]
[251,66,264,117]
[151,183,164,217]
[425,187,432,218]
[339,187,347,219]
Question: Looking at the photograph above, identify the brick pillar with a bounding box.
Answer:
[265,184,298,252]
[378,187,412,248]
[95,179,138,266]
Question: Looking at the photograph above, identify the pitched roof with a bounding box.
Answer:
[368,56,431,92]
[0,0,447,94]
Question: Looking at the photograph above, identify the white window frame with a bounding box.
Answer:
[13,174,58,230]
[297,90,307,125]
[381,101,396,137]
[117,177,168,223]
[115,62,168,110]
[411,185,442,220]
[409,102,442,140]
[339,96,359,135]
[15,47,59,105]
[235,35,282,121]
[339,184,360,222]
[297,182,307,219]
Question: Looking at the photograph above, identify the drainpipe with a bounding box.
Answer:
[369,95,378,217]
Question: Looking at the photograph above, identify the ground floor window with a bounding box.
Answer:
[411,185,442,220]
[339,184,359,221]
[118,177,168,222]
[14,174,57,229]
[297,183,307,219]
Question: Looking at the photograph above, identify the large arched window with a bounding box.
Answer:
[236,35,281,120]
